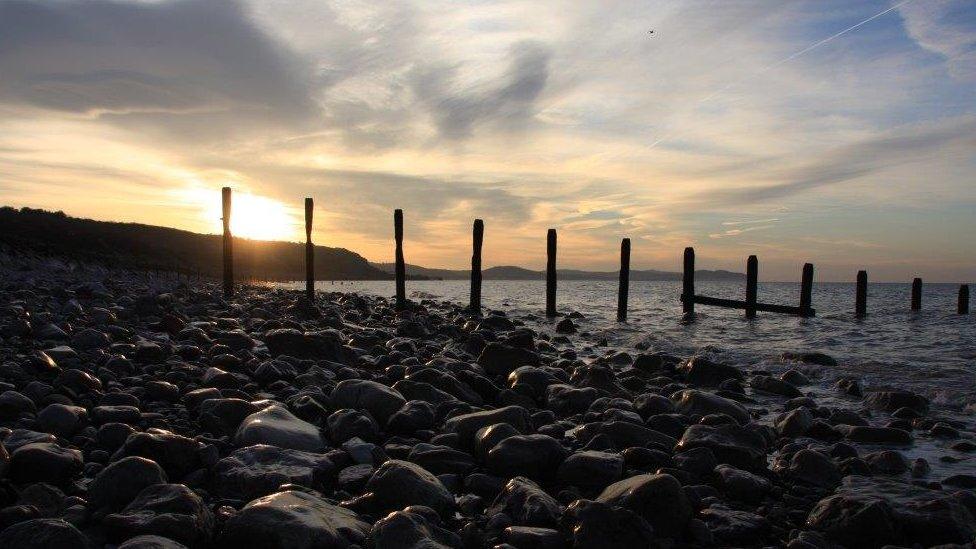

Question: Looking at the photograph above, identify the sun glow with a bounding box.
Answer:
[181,187,298,241]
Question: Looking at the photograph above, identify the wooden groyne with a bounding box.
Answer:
[215,189,971,319]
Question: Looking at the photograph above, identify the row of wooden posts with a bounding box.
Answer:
[220,188,971,318]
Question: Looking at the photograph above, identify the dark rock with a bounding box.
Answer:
[214,444,336,501]
[557,451,624,491]
[218,490,369,549]
[332,379,406,426]
[9,442,83,485]
[503,526,565,549]
[387,400,436,434]
[807,495,899,548]
[0,390,36,419]
[842,426,912,445]
[714,464,771,503]
[327,408,379,443]
[487,434,567,480]
[560,499,655,549]
[701,505,769,544]
[198,398,261,436]
[115,430,205,479]
[234,405,326,452]
[88,456,168,512]
[672,389,750,424]
[0,518,91,549]
[263,328,342,360]
[865,450,909,475]
[750,375,802,398]
[355,459,455,518]
[596,473,690,538]
[775,407,814,437]
[369,506,461,549]
[489,476,563,527]
[865,390,929,414]
[35,403,88,439]
[444,406,531,450]
[679,357,743,388]
[103,484,214,546]
[118,535,188,549]
[478,343,540,377]
[788,449,841,488]
[407,443,476,475]
[676,424,769,472]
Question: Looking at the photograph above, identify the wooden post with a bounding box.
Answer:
[856,270,867,318]
[617,238,631,321]
[682,247,695,316]
[911,278,922,311]
[959,285,970,314]
[800,263,814,317]
[305,198,314,302]
[546,229,557,317]
[394,209,406,309]
[470,219,483,315]
[221,187,234,298]
[745,255,758,319]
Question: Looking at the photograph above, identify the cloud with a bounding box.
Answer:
[899,0,976,80]
[689,116,976,206]
[0,0,316,133]
[411,41,552,140]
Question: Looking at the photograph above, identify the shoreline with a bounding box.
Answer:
[0,253,974,547]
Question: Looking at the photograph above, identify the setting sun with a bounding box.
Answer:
[181,187,298,241]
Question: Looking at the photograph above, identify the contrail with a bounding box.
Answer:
[649,0,916,148]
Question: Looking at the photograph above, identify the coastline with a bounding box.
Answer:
[0,252,974,547]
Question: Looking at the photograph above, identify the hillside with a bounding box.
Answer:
[370,263,743,281]
[0,207,389,280]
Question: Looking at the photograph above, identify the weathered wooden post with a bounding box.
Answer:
[800,263,814,317]
[470,219,484,315]
[911,278,922,311]
[745,255,758,319]
[546,229,557,317]
[394,209,406,309]
[221,187,234,298]
[856,270,867,318]
[617,238,631,322]
[682,247,695,316]
[959,285,970,314]
[305,198,314,302]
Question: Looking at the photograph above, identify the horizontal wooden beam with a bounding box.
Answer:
[681,294,815,317]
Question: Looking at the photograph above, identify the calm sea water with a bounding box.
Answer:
[287,279,975,409]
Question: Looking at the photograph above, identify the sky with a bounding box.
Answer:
[0,0,974,281]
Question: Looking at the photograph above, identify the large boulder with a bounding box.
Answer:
[368,506,461,549]
[596,473,691,538]
[355,460,455,518]
[560,499,656,549]
[262,328,343,360]
[103,484,214,547]
[0,518,91,549]
[88,456,168,512]
[218,490,369,549]
[672,390,750,424]
[676,424,769,472]
[114,430,205,479]
[8,442,83,485]
[478,343,540,376]
[234,405,326,452]
[443,406,532,450]
[331,380,405,426]
[487,434,567,480]
[214,444,336,501]
[557,451,624,491]
[488,476,563,527]
[679,357,743,388]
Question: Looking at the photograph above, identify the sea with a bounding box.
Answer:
[290,279,976,412]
